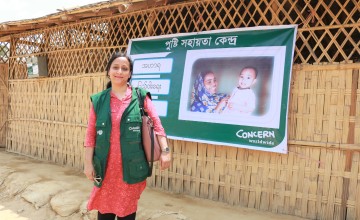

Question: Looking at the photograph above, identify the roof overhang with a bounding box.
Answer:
[0,0,186,41]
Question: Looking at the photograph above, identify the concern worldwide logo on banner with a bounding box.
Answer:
[236,129,275,146]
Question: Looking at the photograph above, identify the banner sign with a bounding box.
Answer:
[128,25,297,153]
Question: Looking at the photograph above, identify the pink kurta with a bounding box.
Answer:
[84,87,166,217]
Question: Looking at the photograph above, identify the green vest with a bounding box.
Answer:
[90,87,150,187]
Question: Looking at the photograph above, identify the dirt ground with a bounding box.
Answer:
[0,149,306,220]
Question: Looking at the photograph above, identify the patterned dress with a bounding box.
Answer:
[84,86,166,217]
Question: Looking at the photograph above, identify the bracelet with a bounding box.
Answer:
[161,147,170,153]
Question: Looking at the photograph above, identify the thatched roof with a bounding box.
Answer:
[0,0,185,41]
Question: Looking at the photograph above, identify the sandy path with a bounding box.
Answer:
[0,149,306,220]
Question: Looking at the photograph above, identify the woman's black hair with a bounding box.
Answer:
[105,52,133,89]
[200,70,215,79]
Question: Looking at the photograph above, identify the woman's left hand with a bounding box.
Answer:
[160,152,172,170]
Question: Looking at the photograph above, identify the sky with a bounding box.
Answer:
[0,0,107,23]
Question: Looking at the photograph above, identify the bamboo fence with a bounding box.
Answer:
[0,63,8,147]
[0,0,359,219]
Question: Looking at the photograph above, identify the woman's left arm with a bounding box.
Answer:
[157,135,172,170]
[144,95,172,170]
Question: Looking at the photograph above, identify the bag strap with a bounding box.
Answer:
[135,88,145,115]
[135,87,154,177]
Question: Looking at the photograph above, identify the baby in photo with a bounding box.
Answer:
[222,67,257,115]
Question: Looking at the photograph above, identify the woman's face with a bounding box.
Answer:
[203,72,218,95]
[108,57,131,86]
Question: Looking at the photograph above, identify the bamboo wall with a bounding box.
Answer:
[6,73,107,165]
[0,64,8,147]
[1,0,359,219]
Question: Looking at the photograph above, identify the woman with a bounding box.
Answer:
[190,71,228,113]
[83,52,172,220]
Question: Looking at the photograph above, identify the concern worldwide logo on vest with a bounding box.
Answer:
[236,129,275,146]
[129,126,140,132]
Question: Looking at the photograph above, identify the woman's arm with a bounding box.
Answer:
[84,104,96,180]
[157,135,172,170]
[144,95,166,136]
[84,147,95,181]
[144,96,172,170]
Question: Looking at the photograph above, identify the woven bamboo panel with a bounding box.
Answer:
[6,73,107,168]
[288,63,357,144]
[147,142,360,219]
[3,0,359,79]
[0,63,8,147]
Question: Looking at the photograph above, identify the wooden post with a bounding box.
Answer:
[340,68,359,219]
[271,0,279,25]
[147,11,155,36]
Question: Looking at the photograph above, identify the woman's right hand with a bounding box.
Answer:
[84,147,95,181]
[215,96,229,112]
[84,162,95,181]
